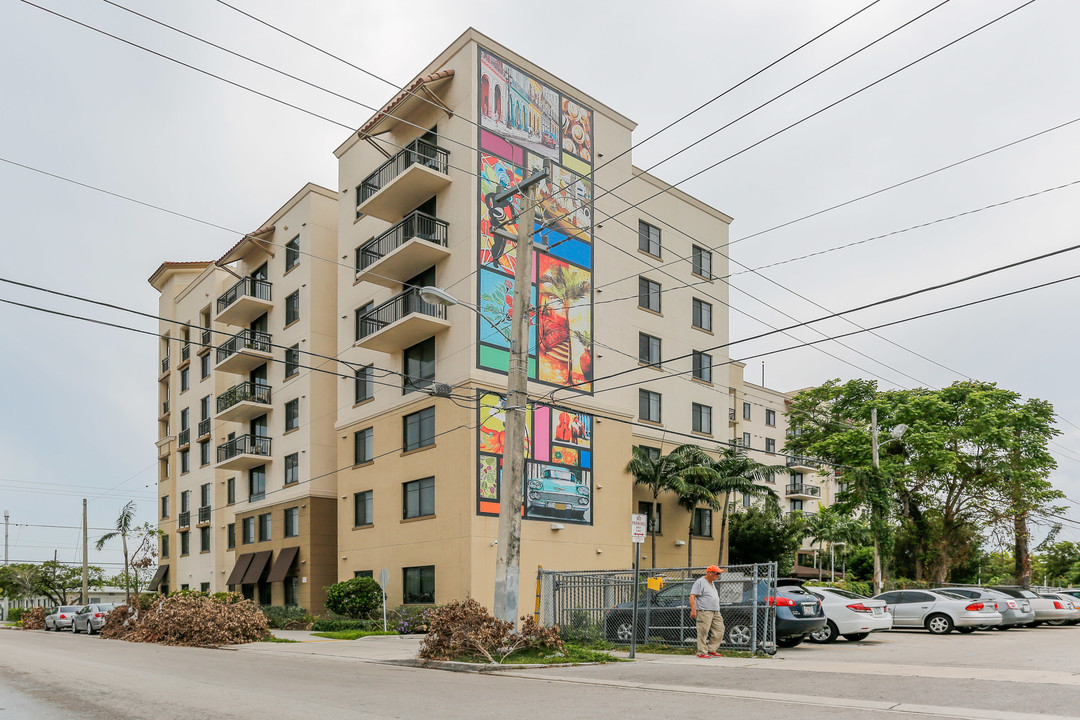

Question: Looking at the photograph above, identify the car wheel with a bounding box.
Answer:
[87,622,95,636]
[606,617,636,644]
[925,613,954,635]
[726,623,752,647]
[777,636,804,648]
[842,632,870,641]
[809,620,838,644]
[995,624,1011,631]
[1047,619,1067,626]
[957,627,976,633]
[72,622,80,634]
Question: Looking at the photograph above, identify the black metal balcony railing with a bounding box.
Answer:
[357,288,446,340]
[201,328,211,347]
[786,483,821,497]
[178,428,190,447]
[216,277,272,315]
[162,401,170,415]
[198,506,211,524]
[358,138,449,205]
[178,511,190,529]
[216,381,272,414]
[357,211,449,271]
[786,455,819,468]
[197,419,211,438]
[180,344,191,362]
[728,408,736,420]
[216,329,272,364]
[161,356,170,374]
[217,434,272,463]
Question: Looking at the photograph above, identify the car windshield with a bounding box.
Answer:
[97,604,116,611]
[1017,590,1039,599]
[60,606,81,613]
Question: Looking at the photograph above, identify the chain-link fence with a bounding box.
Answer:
[536,563,778,655]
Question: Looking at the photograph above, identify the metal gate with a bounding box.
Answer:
[536,563,777,655]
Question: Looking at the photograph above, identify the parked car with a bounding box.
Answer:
[1038,593,1080,626]
[991,587,1063,626]
[526,466,590,520]
[72,603,116,635]
[872,589,1002,634]
[44,605,83,631]
[604,576,826,650]
[805,586,892,643]
[944,587,1035,628]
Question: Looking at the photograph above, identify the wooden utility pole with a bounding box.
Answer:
[82,499,89,605]
[870,408,882,595]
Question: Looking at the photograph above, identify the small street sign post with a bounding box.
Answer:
[379,568,389,632]
[630,513,647,658]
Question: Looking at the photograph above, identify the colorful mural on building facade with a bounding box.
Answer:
[477,47,594,394]
[476,391,594,525]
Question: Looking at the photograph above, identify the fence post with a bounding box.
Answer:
[751,563,759,655]
[534,566,542,624]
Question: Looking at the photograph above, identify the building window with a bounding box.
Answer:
[242,517,254,544]
[161,495,170,519]
[200,395,211,422]
[742,431,751,447]
[180,367,190,392]
[180,531,190,556]
[354,490,373,527]
[403,407,435,451]
[227,477,235,505]
[180,408,190,432]
[200,526,210,552]
[249,465,266,501]
[200,582,210,593]
[692,351,712,383]
[638,445,661,461]
[285,290,300,326]
[161,534,169,558]
[403,565,435,604]
[692,298,712,331]
[181,490,190,513]
[354,427,373,465]
[284,507,299,538]
[403,477,435,519]
[355,365,373,403]
[692,508,712,538]
[692,245,713,279]
[258,513,271,542]
[285,345,300,378]
[354,570,374,579]
[200,354,210,379]
[638,333,661,367]
[403,338,435,394]
[765,408,776,426]
[285,399,299,431]
[284,453,299,485]
[638,277,661,313]
[179,449,190,474]
[743,493,753,508]
[355,301,373,341]
[285,235,300,271]
[284,576,299,607]
[638,500,661,533]
[200,483,210,508]
[692,403,712,434]
[765,438,776,454]
[790,499,804,513]
[639,389,661,423]
[199,440,210,466]
[743,402,751,420]
[227,523,235,549]
[638,220,661,257]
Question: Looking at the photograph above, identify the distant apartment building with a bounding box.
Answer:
[150,29,834,617]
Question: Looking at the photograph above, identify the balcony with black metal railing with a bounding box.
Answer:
[355,138,451,223]
[215,329,273,375]
[785,483,821,498]
[178,511,190,529]
[198,328,212,356]
[216,433,272,471]
[215,381,273,423]
[197,506,211,525]
[353,287,450,353]
[177,428,190,448]
[160,401,170,418]
[355,210,451,287]
[197,419,211,439]
[215,277,273,327]
[160,355,170,375]
[786,454,820,470]
[180,344,191,364]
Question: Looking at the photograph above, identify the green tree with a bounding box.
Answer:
[626,444,697,568]
[96,500,139,605]
[324,576,384,619]
[727,507,805,575]
[803,506,867,577]
[1037,542,1080,586]
[670,458,724,567]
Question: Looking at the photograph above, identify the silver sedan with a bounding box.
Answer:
[43,606,83,631]
[72,603,116,635]
[873,589,1002,634]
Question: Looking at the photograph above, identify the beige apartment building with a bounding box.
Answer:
[150,29,834,617]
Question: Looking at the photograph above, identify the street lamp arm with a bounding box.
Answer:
[419,286,512,342]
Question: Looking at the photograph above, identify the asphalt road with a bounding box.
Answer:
[2,626,1079,719]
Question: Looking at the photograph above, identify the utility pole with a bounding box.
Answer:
[3,510,8,622]
[82,499,89,605]
[870,408,882,595]
[493,166,548,627]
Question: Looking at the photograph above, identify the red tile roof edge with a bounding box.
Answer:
[357,69,455,138]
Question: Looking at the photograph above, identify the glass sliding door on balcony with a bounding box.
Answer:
[215,330,273,375]
[215,277,273,326]
[355,211,451,287]
[355,138,451,222]
[216,434,272,471]
[353,288,450,353]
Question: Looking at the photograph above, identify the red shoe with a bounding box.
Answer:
[709,652,722,657]
[697,653,710,658]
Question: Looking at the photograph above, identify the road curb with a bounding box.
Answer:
[385,658,609,673]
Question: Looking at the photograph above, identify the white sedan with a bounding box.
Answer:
[806,586,892,643]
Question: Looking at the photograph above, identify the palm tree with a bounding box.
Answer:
[701,447,785,565]
[96,501,137,605]
[538,264,591,382]
[626,444,697,568]
[804,505,866,580]
[670,466,724,568]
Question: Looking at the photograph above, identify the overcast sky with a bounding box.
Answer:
[2,0,1078,573]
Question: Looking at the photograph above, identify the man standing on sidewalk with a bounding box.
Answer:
[689,565,725,658]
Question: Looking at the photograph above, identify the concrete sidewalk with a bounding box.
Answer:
[228,632,424,663]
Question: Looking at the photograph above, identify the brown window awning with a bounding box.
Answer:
[265,546,299,583]
[241,550,273,585]
[147,565,169,592]
[225,553,255,586]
